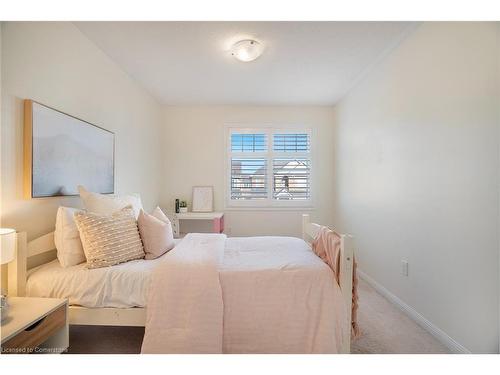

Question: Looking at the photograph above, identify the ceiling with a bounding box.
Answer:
[75,22,415,105]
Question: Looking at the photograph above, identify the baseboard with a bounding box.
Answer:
[357,269,471,354]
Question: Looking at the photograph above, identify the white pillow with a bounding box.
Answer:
[78,185,143,218]
[55,206,86,267]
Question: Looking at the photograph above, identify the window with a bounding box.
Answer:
[227,128,312,207]
[231,158,267,200]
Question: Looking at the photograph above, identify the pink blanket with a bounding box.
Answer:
[141,234,348,353]
[312,226,360,338]
[141,233,225,353]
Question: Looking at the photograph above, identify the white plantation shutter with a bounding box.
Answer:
[231,133,267,152]
[230,132,268,200]
[273,158,311,200]
[272,132,311,201]
[230,158,268,200]
[273,133,310,152]
[228,128,311,205]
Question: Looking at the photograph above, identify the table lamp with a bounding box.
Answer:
[1,228,16,322]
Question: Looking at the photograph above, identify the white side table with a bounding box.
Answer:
[1,297,69,354]
[173,212,225,238]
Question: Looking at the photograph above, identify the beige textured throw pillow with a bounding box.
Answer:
[78,185,143,219]
[74,205,145,269]
[137,207,175,260]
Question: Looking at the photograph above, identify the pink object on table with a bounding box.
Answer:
[213,215,224,233]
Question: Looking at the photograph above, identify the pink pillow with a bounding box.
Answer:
[137,207,175,260]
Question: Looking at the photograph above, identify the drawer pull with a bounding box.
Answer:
[25,317,46,331]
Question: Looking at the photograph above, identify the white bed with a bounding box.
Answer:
[26,256,166,308]
[26,236,330,308]
[8,214,354,353]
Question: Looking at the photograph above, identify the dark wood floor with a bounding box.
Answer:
[66,325,145,354]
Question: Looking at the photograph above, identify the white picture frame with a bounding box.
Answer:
[192,186,214,212]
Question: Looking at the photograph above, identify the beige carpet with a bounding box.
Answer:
[66,278,449,354]
[351,278,449,354]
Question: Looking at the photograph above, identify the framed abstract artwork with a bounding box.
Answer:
[192,186,214,212]
[24,100,115,198]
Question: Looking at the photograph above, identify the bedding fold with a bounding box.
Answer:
[141,233,226,354]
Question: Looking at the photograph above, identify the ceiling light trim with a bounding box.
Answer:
[230,39,264,62]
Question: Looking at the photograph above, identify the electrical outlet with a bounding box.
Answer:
[401,260,409,276]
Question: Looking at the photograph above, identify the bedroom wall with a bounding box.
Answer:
[160,106,335,237]
[0,22,163,241]
[0,23,4,293]
[497,21,500,353]
[331,22,499,353]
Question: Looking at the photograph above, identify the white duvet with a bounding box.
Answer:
[26,239,183,307]
[26,254,164,308]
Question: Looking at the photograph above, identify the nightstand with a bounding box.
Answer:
[172,212,225,238]
[1,297,68,354]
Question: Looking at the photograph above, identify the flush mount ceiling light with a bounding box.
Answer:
[230,39,264,62]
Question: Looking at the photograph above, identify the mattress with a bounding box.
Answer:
[26,239,182,308]
[26,236,330,309]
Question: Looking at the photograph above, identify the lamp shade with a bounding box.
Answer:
[0,228,16,265]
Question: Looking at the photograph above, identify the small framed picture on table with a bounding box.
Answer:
[192,186,214,212]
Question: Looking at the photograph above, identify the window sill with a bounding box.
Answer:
[223,206,315,212]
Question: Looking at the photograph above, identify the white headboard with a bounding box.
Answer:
[8,231,56,297]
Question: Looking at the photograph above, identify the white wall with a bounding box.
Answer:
[0,23,4,293]
[497,22,500,352]
[0,22,3,219]
[161,106,335,236]
[1,22,163,241]
[332,22,499,353]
